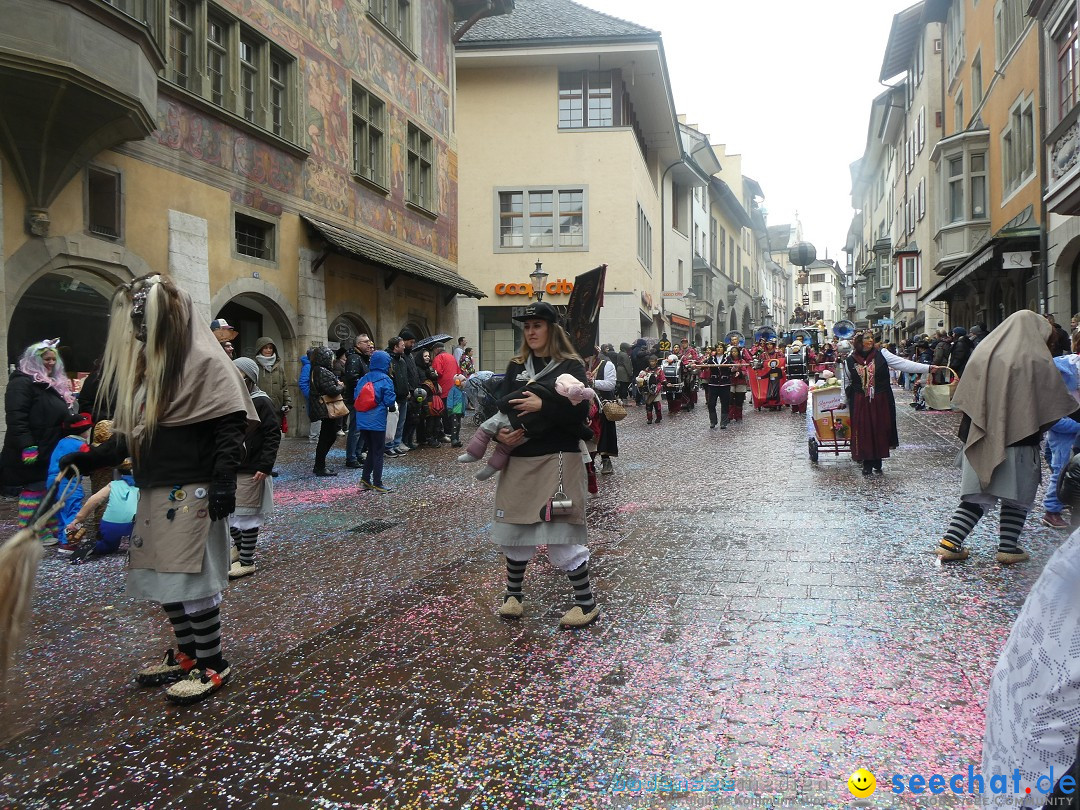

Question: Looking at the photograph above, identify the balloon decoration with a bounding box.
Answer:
[780,379,809,406]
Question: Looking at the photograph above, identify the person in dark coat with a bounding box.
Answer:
[384,337,411,456]
[2,339,75,542]
[949,327,974,378]
[307,346,344,476]
[399,329,422,449]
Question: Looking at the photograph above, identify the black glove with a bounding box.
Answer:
[1058,450,1080,508]
[208,480,236,522]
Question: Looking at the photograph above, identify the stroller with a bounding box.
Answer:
[464,371,505,426]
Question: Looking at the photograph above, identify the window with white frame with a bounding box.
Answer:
[165,1,297,141]
[914,33,925,87]
[1055,13,1079,124]
[406,123,434,212]
[994,0,1025,66]
[917,107,926,153]
[955,91,965,131]
[351,85,386,187]
[906,133,914,174]
[917,177,926,220]
[369,0,413,49]
[900,255,920,291]
[811,291,822,303]
[879,259,892,289]
[637,203,652,271]
[1001,97,1035,194]
[947,0,965,80]
[970,152,987,217]
[498,188,586,251]
[693,224,702,257]
[946,155,964,223]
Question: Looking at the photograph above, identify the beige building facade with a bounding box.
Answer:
[455,0,694,371]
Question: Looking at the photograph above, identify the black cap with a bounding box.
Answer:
[512,302,559,323]
[399,328,416,341]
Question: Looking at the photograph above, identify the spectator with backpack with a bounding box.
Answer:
[353,350,397,493]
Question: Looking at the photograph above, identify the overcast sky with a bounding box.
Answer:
[578,0,904,262]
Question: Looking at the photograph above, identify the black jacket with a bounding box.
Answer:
[389,353,410,401]
[307,347,344,421]
[949,336,974,377]
[496,358,590,456]
[85,410,249,489]
[341,349,369,409]
[1,371,72,487]
[402,350,422,390]
[239,395,281,474]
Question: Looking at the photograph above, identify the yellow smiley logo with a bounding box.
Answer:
[848,768,877,798]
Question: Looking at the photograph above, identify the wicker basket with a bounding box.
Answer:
[601,401,627,421]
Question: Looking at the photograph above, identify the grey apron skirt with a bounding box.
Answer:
[127,482,230,604]
[959,444,1042,510]
[489,451,588,547]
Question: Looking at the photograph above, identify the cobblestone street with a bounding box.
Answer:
[0,397,1064,809]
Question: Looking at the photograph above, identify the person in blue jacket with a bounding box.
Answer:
[354,350,398,493]
[1041,355,1080,529]
[298,349,318,440]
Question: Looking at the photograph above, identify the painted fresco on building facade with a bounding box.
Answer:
[154,100,301,196]
[148,0,458,264]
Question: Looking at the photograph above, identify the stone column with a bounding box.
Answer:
[167,210,211,321]
[296,247,328,437]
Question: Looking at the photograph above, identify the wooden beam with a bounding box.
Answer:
[384,270,400,290]
[311,247,331,274]
[443,289,458,306]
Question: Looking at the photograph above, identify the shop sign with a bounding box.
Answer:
[494,279,575,296]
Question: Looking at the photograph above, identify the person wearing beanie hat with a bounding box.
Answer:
[950,326,974,378]
[227,357,281,577]
[47,412,94,549]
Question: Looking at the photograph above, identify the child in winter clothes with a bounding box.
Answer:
[354,350,398,493]
[1041,355,1080,529]
[47,412,93,547]
[636,355,666,424]
[63,471,138,560]
[458,372,595,480]
[447,373,466,447]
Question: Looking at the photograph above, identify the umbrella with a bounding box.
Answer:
[412,333,453,352]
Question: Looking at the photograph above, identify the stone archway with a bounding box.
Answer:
[210,279,301,433]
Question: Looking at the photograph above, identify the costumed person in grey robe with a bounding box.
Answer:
[61,274,256,705]
[936,310,1080,564]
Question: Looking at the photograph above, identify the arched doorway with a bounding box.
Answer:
[402,320,429,340]
[327,313,375,350]
[216,293,296,362]
[9,271,114,381]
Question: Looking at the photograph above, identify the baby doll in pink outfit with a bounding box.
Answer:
[458,373,595,480]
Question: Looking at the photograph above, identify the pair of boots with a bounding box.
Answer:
[496,559,599,628]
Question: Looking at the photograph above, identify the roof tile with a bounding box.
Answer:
[459,0,657,44]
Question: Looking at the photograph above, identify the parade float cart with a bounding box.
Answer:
[750,356,785,411]
[807,382,851,462]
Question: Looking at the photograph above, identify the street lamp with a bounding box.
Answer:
[529,259,549,302]
[685,287,698,345]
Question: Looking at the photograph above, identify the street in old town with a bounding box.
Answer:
[0,401,1059,809]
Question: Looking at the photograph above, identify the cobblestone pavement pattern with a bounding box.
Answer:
[0,399,1064,808]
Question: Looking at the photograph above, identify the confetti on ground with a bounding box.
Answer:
[0,403,1058,808]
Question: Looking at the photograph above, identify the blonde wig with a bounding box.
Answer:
[512,321,584,366]
[97,274,190,452]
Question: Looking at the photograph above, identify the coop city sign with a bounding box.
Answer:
[494,279,575,297]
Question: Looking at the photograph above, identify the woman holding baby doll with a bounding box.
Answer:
[487,301,599,628]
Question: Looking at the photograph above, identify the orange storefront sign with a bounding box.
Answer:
[494,279,575,297]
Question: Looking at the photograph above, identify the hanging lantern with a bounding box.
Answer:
[788,241,817,268]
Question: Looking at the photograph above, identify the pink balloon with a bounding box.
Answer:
[780,379,809,405]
